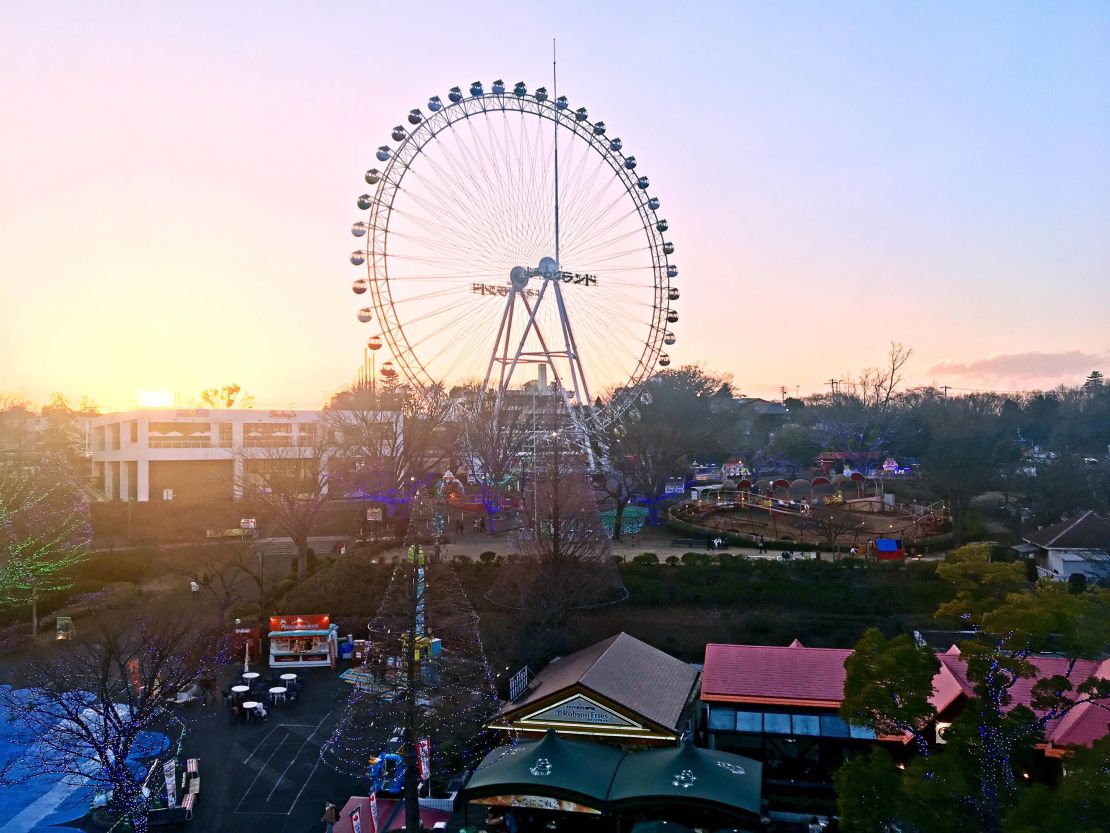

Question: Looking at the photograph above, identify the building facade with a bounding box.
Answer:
[88,408,400,502]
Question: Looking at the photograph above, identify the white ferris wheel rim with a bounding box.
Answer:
[352,82,677,430]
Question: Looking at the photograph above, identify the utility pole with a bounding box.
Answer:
[779,386,787,404]
[401,498,430,832]
[826,378,840,395]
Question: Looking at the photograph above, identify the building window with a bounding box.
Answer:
[819,715,851,738]
[735,711,763,733]
[763,713,791,735]
[244,423,293,447]
[708,707,736,731]
[849,723,877,740]
[219,422,233,448]
[792,714,820,736]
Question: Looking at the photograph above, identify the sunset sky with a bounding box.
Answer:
[2,1,1108,411]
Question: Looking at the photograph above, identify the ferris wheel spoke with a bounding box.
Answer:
[565,225,645,265]
[560,187,629,251]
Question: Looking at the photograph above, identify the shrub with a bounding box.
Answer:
[681,552,713,567]
[1068,573,1088,594]
[479,551,497,564]
[633,553,659,566]
[664,555,680,566]
[71,550,150,585]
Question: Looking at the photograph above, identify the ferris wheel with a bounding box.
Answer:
[349,78,678,432]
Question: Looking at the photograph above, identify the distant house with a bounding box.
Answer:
[1022,511,1110,580]
[931,646,1110,758]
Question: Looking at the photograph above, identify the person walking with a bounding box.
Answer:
[190,580,199,600]
[321,801,338,833]
[757,535,767,554]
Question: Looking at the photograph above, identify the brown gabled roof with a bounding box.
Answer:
[504,633,699,732]
[1025,511,1110,549]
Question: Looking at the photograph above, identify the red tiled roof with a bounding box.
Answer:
[703,641,1110,750]
[701,642,852,706]
[936,654,1110,748]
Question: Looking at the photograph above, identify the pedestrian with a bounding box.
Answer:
[190,580,199,599]
[480,515,487,533]
[472,518,480,533]
[758,535,767,554]
[321,801,338,833]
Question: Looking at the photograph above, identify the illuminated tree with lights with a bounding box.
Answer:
[321,492,499,831]
[840,544,1110,833]
[0,456,92,635]
[0,610,225,833]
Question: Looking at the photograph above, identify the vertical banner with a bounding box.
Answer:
[350,806,363,833]
[162,759,177,808]
[127,658,142,692]
[417,737,431,781]
[368,792,379,833]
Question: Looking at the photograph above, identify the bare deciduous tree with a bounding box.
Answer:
[488,437,625,664]
[0,610,225,833]
[236,440,331,580]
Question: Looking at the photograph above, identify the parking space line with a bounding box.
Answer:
[242,725,280,765]
[284,715,330,814]
[234,732,289,814]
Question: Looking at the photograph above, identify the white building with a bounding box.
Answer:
[1023,511,1110,581]
[89,408,400,502]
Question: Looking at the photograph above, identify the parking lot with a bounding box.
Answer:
[179,667,366,833]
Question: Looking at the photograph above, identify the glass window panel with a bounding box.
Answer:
[792,714,820,736]
[735,711,762,733]
[819,715,850,738]
[708,707,735,731]
[849,723,877,739]
[763,713,791,734]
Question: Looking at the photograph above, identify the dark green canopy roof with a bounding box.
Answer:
[630,822,696,833]
[608,740,763,816]
[465,730,624,809]
[464,732,761,818]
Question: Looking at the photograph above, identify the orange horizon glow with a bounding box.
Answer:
[2,3,1107,413]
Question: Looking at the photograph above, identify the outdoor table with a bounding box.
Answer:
[279,673,297,682]
[268,686,287,702]
[231,685,249,694]
[242,672,260,680]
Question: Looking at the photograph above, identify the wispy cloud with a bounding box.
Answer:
[928,350,1109,384]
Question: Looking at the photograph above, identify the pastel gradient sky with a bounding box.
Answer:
[2,1,1108,410]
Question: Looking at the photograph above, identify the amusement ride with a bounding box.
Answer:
[348,70,678,446]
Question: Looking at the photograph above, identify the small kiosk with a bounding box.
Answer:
[268,614,339,669]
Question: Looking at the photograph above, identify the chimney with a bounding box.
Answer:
[538,364,548,391]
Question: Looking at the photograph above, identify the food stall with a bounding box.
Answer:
[268,614,339,668]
